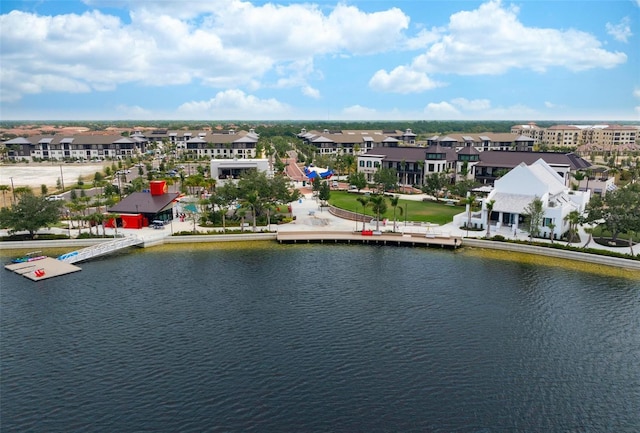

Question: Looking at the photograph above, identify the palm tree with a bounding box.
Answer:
[389,195,403,232]
[356,196,370,231]
[369,195,388,232]
[485,199,495,237]
[582,225,595,248]
[571,171,586,191]
[564,210,581,245]
[464,193,478,231]
[548,222,556,243]
[241,191,259,232]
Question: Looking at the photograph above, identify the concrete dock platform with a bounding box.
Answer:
[5,257,81,281]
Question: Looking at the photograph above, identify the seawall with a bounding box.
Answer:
[2,233,638,271]
[463,238,640,271]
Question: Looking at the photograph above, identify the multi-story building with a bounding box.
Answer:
[297,128,417,156]
[357,147,592,189]
[1,128,261,161]
[511,122,638,148]
[2,134,147,161]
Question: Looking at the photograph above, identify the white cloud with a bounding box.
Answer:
[302,86,321,99]
[423,99,541,120]
[115,104,152,119]
[369,66,444,93]
[606,17,632,42]
[451,98,491,110]
[0,2,411,101]
[177,89,289,119]
[545,101,557,108]
[419,0,626,74]
[633,88,640,99]
[423,102,460,118]
[342,105,379,119]
[373,0,627,93]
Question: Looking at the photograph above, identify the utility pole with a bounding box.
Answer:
[10,177,16,204]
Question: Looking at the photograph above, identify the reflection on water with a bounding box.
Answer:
[1,242,639,432]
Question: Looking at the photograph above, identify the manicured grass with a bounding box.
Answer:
[327,191,462,225]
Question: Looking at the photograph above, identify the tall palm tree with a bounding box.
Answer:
[356,196,370,231]
[582,225,595,248]
[241,191,259,232]
[548,222,556,243]
[485,199,495,237]
[564,210,581,245]
[368,195,388,232]
[389,195,403,232]
[464,193,478,231]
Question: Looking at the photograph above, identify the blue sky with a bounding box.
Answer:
[1,0,639,121]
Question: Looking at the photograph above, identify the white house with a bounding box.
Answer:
[210,158,271,185]
[471,159,591,239]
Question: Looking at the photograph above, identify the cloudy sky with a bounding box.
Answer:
[1,0,639,121]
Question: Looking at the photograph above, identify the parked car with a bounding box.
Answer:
[46,195,65,201]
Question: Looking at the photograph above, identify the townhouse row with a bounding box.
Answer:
[2,129,260,161]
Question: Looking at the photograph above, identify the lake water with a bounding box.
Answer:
[1,243,639,432]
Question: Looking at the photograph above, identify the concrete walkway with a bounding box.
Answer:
[1,191,636,259]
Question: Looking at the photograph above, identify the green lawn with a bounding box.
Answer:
[327,191,462,225]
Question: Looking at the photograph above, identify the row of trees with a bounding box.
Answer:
[204,170,301,232]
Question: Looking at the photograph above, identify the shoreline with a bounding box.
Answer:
[1,231,639,271]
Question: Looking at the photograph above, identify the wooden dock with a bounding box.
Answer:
[276,230,462,248]
[5,257,81,281]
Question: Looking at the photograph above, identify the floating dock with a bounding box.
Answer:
[5,257,82,281]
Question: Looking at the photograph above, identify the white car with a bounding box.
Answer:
[46,195,65,201]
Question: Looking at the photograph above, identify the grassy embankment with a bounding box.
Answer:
[327,191,461,226]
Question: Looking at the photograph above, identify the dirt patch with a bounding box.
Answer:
[0,163,107,188]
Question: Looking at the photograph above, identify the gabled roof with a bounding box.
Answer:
[362,147,426,162]
[457,146,480,155]
[493,159,566,197]
[3,137,32,145]
[108,192,180,214]
[474,151,590,170]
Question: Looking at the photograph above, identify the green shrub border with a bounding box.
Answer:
[487,235,639,261]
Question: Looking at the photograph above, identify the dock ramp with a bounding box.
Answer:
[58,236,144,264]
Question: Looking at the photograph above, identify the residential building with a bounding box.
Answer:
[297,128,417,156]
[2,134,148,161]
[358,146,591,188]
[466,159,590,239]
[511,122,639,149]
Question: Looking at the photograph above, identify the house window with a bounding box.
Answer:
[359,161,365,167]
[374,162,380,168]
[366,161,372,168]
[428,163,435,172]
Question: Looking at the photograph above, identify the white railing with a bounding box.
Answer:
[58,236,143,264]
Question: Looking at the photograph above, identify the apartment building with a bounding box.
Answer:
[3,134,147,161]
[511,122,638,148]
[297,128,417,156]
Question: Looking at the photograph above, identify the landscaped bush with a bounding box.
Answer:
[1,233,69,241]
[488,237,639,261]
